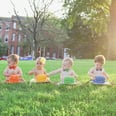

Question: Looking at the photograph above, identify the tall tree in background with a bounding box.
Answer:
[63,18,108,58]
[11,0,67,59]
[63,0,110,33]
[11,0,54,58]
[63,0,112,58]
[107,0,116,59]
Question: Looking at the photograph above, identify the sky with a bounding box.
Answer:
[0,0,64,18]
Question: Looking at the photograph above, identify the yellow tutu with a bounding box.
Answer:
[35,74,49,82]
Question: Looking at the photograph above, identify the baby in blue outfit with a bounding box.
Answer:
[88,55,109,84]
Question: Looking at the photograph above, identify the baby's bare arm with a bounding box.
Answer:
[3,67,10,77]
[71,70,78,78]
[88,68,95,78]
[17,67,23,77]
[103,71,109,80]
[47,68,61,77]
[28,69,35,75]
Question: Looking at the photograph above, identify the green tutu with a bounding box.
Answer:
[64,77,76,84]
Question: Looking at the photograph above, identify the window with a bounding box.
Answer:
[47,52,50,56]
[12,33,15,41]
[19,27,22,30]
[18,34,21,42]
[4,35,9,43]
[11,46,14,54]
[53,53,56,58]
[17,46,20,55]
[24,35,27,38]
[6,24,10,31]
[13,22,16,29]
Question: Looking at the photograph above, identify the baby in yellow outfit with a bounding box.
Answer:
[29,57,50,84]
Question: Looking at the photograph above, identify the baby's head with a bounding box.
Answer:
[36,57,46,68]
[94,55,105,69]
[7,54,19,67]
[62,57,73,70]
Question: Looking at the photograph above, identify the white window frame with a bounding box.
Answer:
[17,46,20,55]
[12,33,15,41]
[18,34,21,42]
[13,22,16,29]
[11,46,14,54]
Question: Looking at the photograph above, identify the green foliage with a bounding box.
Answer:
[0,60,116,115]
[0,39,8,56]
[14,0,67,58]
[62,0,112,58]
[63,18,108,58]
[39,17,67,48]
[18,39,31,55]
[64,0,111,34]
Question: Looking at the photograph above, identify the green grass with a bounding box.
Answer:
[0,59,116,116]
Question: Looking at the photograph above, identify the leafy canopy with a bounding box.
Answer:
[64,0,111,34]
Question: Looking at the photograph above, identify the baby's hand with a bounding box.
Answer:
[34,71,38,76]
[7,70,16,76]
[46,73,49,77]
[10,70,16,75]
[5,73,10,77]
[91,75,95,80]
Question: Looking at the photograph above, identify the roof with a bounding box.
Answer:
[0,17,11,22]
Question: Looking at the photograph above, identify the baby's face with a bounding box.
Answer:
[7,58,16,67]
[36,60,44,68]
[62,60,71,70]
[95,62,103,69]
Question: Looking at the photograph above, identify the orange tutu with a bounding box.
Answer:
[6,75,20,83]
[35,74,49,82]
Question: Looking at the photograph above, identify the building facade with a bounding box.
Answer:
[0,16,64,59]
[0,16,24,56]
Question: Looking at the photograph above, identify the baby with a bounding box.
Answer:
[29,57,50,84]
[3,54,25,83]
[88,55,109,84]
[48,57,78,85]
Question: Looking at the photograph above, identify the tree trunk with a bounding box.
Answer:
[34,41,39,59]
[107,0,116,60]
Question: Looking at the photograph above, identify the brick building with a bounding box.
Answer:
[0,16,24,56]
[0,16,64,59]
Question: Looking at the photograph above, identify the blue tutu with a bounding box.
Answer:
[93,76,105,83]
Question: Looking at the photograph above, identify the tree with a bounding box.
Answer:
[63,17,108,58]
[11,0,67,59]
[63,0,111,34]
[11,0,54,59]
[18,38,32,56]
[63,0,113,58]
[107,0,116,59]
[0,38,8,56]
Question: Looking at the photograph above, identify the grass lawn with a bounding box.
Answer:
[0,59,116,116]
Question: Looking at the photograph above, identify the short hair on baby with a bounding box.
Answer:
[94,55,105,65]
[63,57,74,66]
[7,54,19,64]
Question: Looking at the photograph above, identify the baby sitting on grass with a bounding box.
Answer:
[88,55,109,84]
[48,57,79,85]
[29,57,50,84]
[3,54,25,83]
